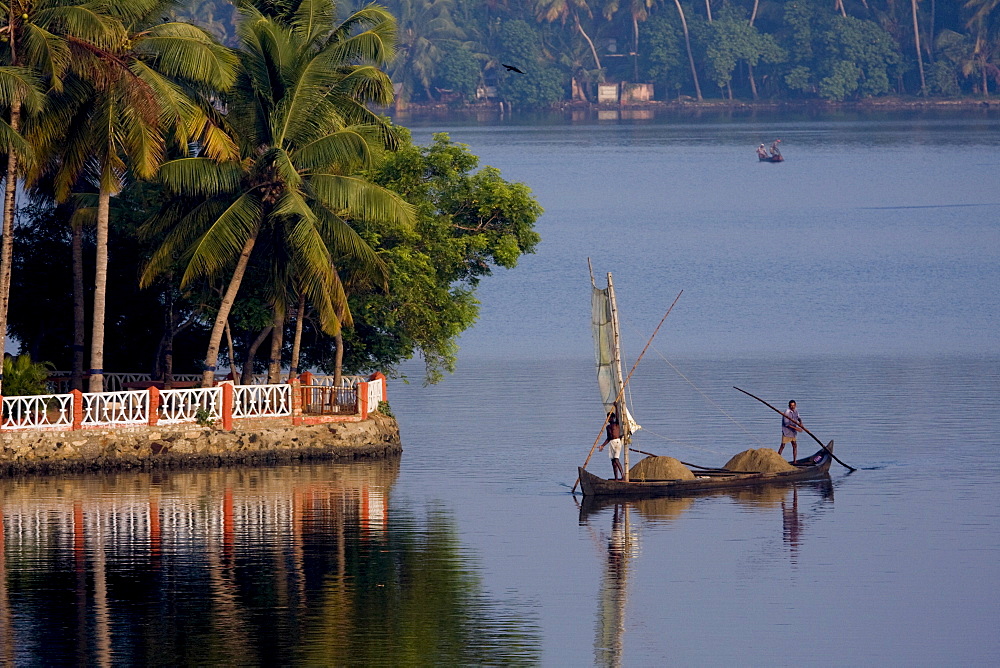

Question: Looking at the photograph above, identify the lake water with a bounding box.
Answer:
[3,111,999,665]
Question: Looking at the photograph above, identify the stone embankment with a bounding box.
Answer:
[0,413,401,475]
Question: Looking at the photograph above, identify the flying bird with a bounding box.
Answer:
[502,63,525,74]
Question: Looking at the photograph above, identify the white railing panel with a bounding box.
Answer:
[158,388,222,425]
[233,384,292,419]
[82,391,149,426]
[367,381,382,410]
[2,394,74,430]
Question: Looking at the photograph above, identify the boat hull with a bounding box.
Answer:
[578,445,833,497]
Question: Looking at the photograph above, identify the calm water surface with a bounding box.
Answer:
[3,112,999,665]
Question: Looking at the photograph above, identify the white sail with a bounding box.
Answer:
[592,283,640,434]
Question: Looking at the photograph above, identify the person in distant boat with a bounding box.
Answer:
[778,400,802,462]
[757,143,769,159]
[598,409,625,480]
[770,139,782,158]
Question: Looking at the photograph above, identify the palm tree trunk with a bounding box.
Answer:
[224,319,236,378]
[911,0,927,95]
[241,326,272,385]
[574,13,603,73]
[749,63,759,100]
[632,17,640,81]
[674,0,703,101]
[267,305,284,384]
[88,188,111,393]
[72,220,85,390]
[704,0,713,22]
[333,331,344,388]
[290,292,306,378]
[750,0,760,25]
[202,234,257,387]
[0,98,20,395]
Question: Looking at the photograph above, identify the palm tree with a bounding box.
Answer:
[142,1,414,387]
[385,0,464,108]
[28,2,238,392]
[912,0,928,94]
[672,0,702,100]
[0,0,115,394]
[535,0,603,74]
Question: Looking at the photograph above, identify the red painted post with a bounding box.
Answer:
[290,377,302,426]
[71,389,84,430]
[357,381,369,419]
[221,381,234,431]
[148,386,160,426]
[370,372,387,403]
[300,371,313,386]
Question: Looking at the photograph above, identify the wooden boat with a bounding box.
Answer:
[581,265,836,498]
[759,153,784,162]
[578,442,834,498]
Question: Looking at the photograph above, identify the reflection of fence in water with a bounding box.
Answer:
[0,465,397,554]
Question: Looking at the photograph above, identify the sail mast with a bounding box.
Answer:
[606,272,630,481]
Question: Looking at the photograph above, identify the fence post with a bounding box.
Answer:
[148,386,160,426]
[300,371,313,386]
[71,389,83,430]
[221,381,234,431]
[0,395,3,432]
[357,380,369,419]
[290,377,302,426]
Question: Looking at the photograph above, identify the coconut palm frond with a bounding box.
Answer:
[309,173,415,226]
[158,157,244,196]
[181,192,263,286]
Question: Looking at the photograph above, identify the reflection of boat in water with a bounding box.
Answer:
[583,267,832,498]
[583,479,832,666]
[579,477,834,522]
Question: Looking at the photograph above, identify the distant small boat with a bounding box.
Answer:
[759,153,784,163]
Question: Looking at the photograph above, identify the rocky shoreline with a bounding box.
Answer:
[0,413,401,476]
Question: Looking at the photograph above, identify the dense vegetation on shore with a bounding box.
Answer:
[372,0,1000,106]
[1,0,541,391]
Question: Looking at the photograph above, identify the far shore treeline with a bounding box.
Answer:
[171,0,1000,107]
[0,0,542,394]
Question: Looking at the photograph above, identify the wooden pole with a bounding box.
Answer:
[732,386,857,471]
[573,289,683,492]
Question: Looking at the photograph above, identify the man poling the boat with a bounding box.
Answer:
[779,400,803,462]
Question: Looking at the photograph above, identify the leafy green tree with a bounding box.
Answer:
[434,42,481,100]
[535,0,603,77]
[641,14,685,97]
[309,131,542,383]
[703,5,784,99]
[142,0,414,387]
[495,19,565,107]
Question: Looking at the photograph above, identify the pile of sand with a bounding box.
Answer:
[629,456,695,481]
[723,448,796,473]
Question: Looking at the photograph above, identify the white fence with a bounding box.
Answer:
[2,373,386,433]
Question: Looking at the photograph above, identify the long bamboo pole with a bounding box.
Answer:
[572,289,683,492]
[732,386,857,471]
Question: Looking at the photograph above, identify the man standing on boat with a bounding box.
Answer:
[779,400,802,462]
[598,410,625,480]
